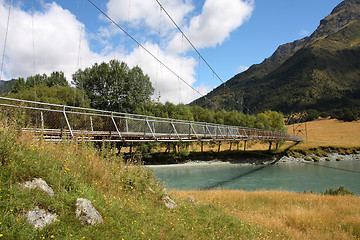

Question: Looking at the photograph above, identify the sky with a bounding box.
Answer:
[0,0,343,104]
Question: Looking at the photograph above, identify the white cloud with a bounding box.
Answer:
[299,29,310,37]
[106,0,194,36]
[0,0,252,104]
[123,42,202,103]
[236,65,249,73]
[0,1,102,81]
[167,0,254,53]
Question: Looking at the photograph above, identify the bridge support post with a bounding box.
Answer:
[268,141,273,151]
[244,140,247,151]
[129,142,133,158]
[218,141,221,153]
[201,141,203,153]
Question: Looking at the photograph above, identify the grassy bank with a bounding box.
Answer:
[172,190,360,240]
[0,110,281,239]
[1,109,359,239]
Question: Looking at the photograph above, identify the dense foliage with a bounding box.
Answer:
[73,60,154,113]
[136,102,286,132]
[2,71,88,107]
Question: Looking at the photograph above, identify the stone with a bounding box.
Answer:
[163,195,177,209]
[148,187,155,194]
[188,196,198,205]
[26,207,57,229]
[75,198,103,225]
[20,178,55,196]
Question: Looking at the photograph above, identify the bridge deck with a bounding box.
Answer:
[1,97,302,143]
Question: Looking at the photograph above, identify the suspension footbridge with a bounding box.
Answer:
[0,97,302,143]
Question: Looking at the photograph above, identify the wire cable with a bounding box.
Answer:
[1,0,12,81]
[154,0,275,131]
[87,0,207,100]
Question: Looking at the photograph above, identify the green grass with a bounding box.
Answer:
[0,109,276,239]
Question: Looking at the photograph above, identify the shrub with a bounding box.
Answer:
[305,109,319,121]
[312,156,320,162]
[179,148,190,158]
[322,186,354,196]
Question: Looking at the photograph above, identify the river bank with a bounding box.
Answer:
[144,146,360,167]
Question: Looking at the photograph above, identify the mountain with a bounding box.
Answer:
[0,80,6,93]
[191,0,360,117]
[0,80,14,94]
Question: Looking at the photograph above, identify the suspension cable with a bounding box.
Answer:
[86,0,206,99]
[87,0,278,131]
[154,0,270,129]
[32,0,37,102]
[1,0,12,81]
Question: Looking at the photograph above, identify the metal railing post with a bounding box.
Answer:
[90,116,94,132]
[63,106,73,138]
[111,113,123,141]
[40,111,44,132]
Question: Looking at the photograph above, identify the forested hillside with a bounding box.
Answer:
[191,0,360,121]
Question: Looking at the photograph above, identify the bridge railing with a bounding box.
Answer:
[0,97,302,142]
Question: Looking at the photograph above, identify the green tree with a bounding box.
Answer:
[73,60,154,113]
[7,85,89,107]
[305,109,319,121]
[26,73,48,88]
[46,71,68,87]
[256,110,286,132]
[11,77,26,93]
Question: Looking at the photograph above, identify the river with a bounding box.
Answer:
[150,158,360,194]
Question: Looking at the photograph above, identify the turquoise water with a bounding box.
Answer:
[150,159,360,194]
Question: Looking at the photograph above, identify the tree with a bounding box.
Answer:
[256,110,286,132]
[11,77,26,93]
[46,71,68,87]
[7,84,89,107]
[305,109,319,121]
[9,71,69,94]
[73,60,154,113]
[26,74,48,88]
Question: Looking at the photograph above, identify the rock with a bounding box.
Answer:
[188,196,198,205]
[162,196,177,209]
[19,178,54,196]
[26,207,57,229]
[148,187,155,194]
[75,198,103,225]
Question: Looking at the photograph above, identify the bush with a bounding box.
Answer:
[334,108,359,122]
[312,156,320,162]
[322,186,354,196]
[305,109,319,121]
[179,148,190,158]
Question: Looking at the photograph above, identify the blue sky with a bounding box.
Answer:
[0,0,343,103]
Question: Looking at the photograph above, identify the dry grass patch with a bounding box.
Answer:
[172,190,360,240]
[287,118,360,148]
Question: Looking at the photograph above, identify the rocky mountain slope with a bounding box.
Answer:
[191,0,360,117]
